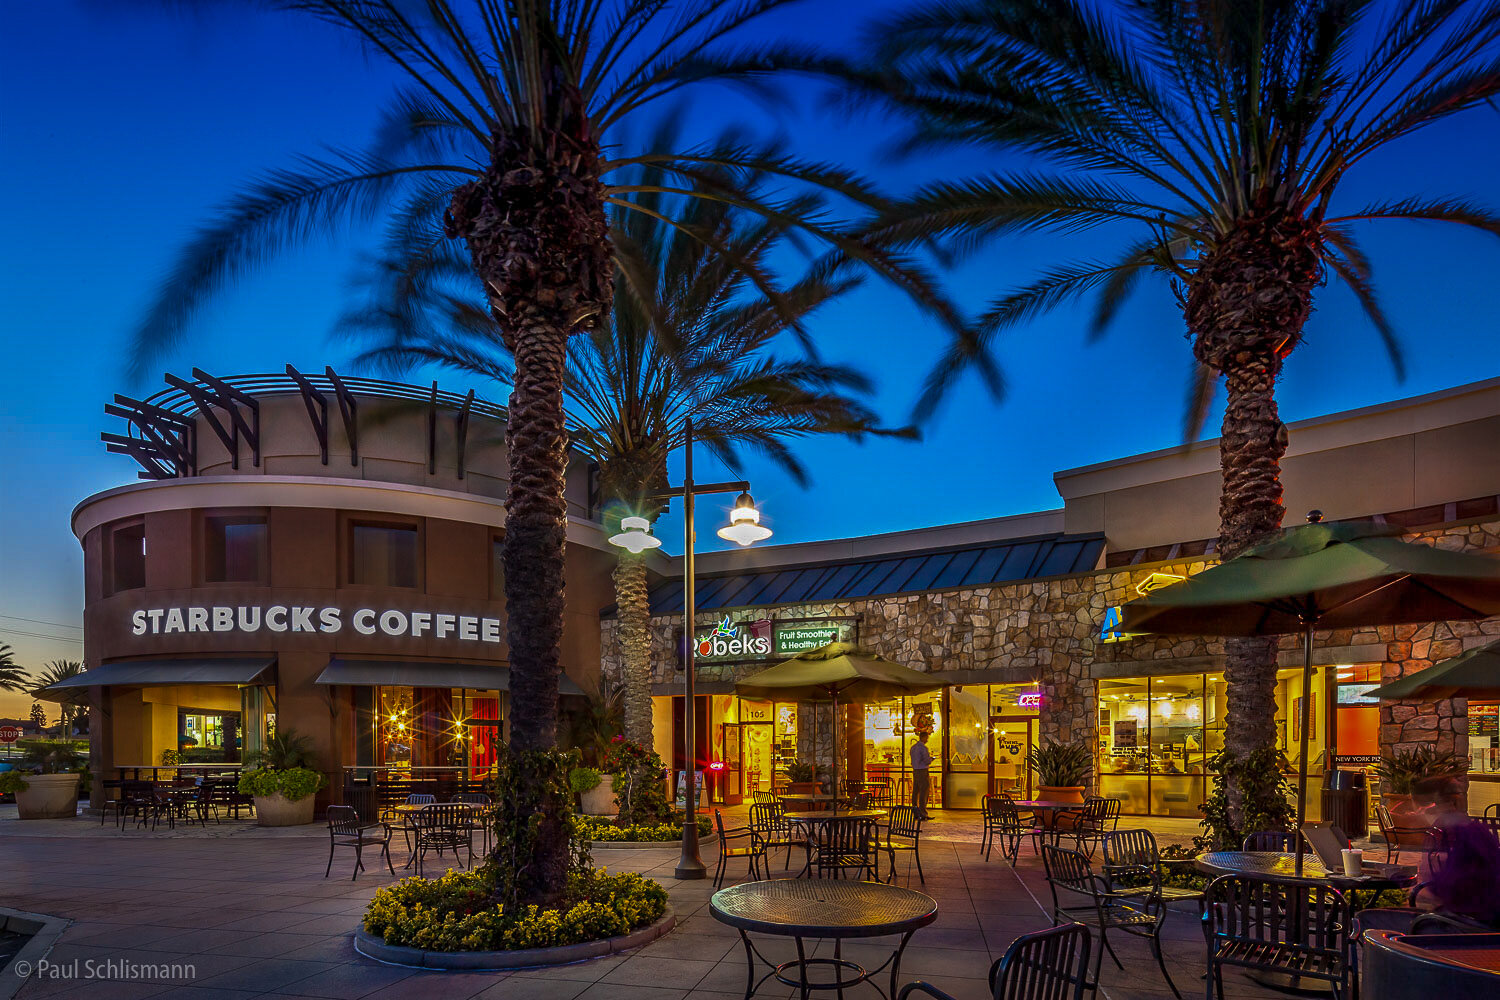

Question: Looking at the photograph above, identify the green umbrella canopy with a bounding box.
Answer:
[1120,520,1500,636]
[733,642,943,702]
[1367,636,1500,701]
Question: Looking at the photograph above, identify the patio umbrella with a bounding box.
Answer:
[1120,515,1500,871]
[1367,636,1500,701]
[734,642,942,814]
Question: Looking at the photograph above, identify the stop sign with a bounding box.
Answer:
[0,726,19,744]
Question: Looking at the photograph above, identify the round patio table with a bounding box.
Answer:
[391,802,479,869]
[710,878,937,999]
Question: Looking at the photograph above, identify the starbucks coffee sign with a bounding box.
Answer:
[691,615,855,663]
[129,604,503,643]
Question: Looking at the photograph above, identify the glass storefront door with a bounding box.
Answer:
[990,717,1034,799]
[741,722,774,794]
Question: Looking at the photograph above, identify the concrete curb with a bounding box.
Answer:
[588,840,683,849]
[353,906,676,971]
[0,907,72,1000]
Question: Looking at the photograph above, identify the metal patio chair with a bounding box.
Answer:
[1067,796,1121,859]
[451,792,491,857]
[1202,875,1353,1000]
[396,793,437,853]
[1040,844,1179,998]
[413,802,470,877]
[712,809,765,888]
[1243,829,1303,853]
[325,805,395,880]
[749,800,807,875]
[812,817,878,881]
[1102,828,1205,914]
[898,921,1092,1000]
[878,805,925,884]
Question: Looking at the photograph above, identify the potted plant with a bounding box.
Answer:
[784,760,821,795]
[1028,740,1092,803]
[6,740,85,819]
[570,765,615,816]
[1374,746,1464,830]
[237,729,326,826]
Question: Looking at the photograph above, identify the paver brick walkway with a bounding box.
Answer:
[0,813,1290,1000]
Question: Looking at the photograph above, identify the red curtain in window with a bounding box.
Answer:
[470,697,500,769]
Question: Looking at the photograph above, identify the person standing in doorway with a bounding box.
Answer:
[910,733,932,819]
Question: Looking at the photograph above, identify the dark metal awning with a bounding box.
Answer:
[314,658,584,696]
[46,657,275,689]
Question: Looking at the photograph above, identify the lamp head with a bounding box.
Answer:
[716,491,772,547]
[608,515,662,554]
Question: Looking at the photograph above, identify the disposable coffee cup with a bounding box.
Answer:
[1341,848,1363,877]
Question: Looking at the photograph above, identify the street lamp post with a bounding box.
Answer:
[607,417,771,879]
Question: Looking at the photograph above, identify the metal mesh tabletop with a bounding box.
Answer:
[1195,851,1416,888]
[711,879,937,938]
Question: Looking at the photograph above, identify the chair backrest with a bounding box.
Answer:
[752,790,776,804]
[1102,828,1157,871]
[405,793,437,806]
[451,792,490,805]
[816,818,876,857]
[1243,829,1301,852]
[888,805,922,839]
[326,804,362,833]
[1041,845,1100,905]
[1484,803,1500,819]
[713,809,731,842]
[749,801,786,835]
[991,922,1092,1000]
[1203,875,1351,956]
[419,802,470,829]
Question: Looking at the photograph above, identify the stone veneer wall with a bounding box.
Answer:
[601,518,1500,797]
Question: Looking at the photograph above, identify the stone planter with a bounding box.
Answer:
[580,774,616,816]
[254,792,316,827]
[14,773,80,820]
[355,907,676,970]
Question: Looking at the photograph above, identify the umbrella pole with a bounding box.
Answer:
[1294,620,1314,875]
[832,692,839,817]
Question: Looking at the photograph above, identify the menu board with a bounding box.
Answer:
[1113,719,1138,749]
[1469,704,1499,738]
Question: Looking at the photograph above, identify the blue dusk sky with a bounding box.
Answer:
[2,1,1498,715]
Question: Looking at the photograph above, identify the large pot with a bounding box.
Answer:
[580,774,616,816]
[1039,785,1086,831]
[1382,792,1436,843]
[254,792,317,827]
[786,781,821,795]
[15,772,81,819]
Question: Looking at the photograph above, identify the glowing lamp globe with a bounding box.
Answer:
[608,515,662,554]
[716,492,772,546]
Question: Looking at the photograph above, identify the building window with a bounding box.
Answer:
[109,520,146,593]
[349,521,419,588]
[204,514,267,583]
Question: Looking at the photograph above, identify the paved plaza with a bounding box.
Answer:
[0,808,1291,1000]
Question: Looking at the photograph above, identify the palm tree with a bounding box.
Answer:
[32,660,86,735]
[0,645,31,695]
[350,181,912,745]
[129,0,961,902]
[855,0,1500,820]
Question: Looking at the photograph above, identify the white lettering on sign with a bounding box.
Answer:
[126,605,503,644]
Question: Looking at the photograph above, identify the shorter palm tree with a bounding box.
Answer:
[350,183,912,743]
[32,660,86,735]
[0,645,31,695]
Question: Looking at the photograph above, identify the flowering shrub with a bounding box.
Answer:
[362,868,668,952]
[578,814,712,842]
[602,736,672,825]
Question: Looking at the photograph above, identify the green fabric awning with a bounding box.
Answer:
[1368,637,1500,701]
[43,657,274,689]
[314,658,584,696]
[733,642,942,702]
[1120,521,1500,636]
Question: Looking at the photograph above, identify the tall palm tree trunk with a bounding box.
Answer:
[445,94,613,905]
[613,552,655,744]
[1188,206,1321,824]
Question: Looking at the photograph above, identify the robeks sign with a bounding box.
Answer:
[691,616,854,663]
[129,605,503,643]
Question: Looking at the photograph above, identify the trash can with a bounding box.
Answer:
[1321,769,1368,839]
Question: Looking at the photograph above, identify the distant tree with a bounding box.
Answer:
[0,645,31,695]
[29,703,47,731]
